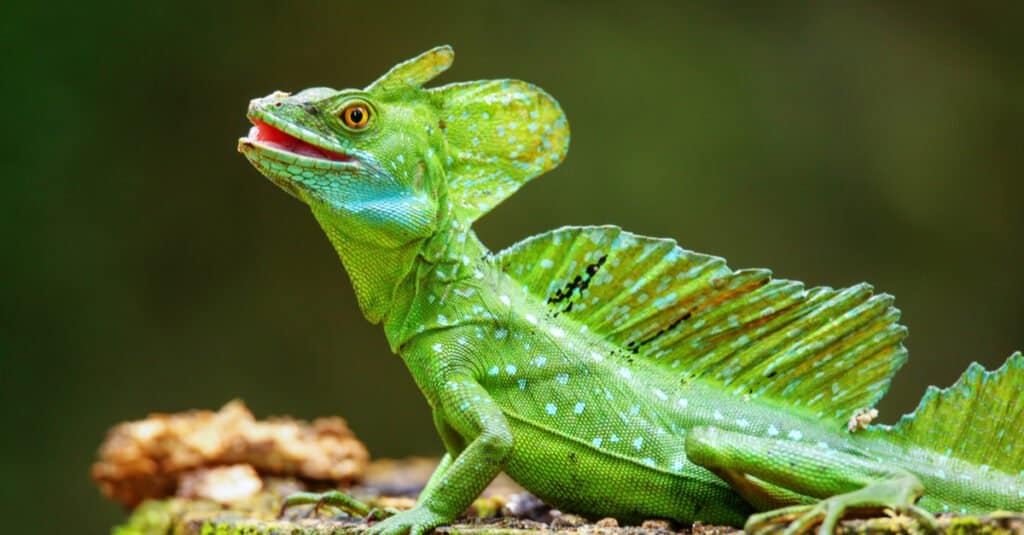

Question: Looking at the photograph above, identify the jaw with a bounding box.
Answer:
[237,105,361,199]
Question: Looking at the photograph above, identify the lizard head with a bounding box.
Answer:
[239,46,569,243]
[238,46,569,322]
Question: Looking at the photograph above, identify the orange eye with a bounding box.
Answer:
[341,103,370,129]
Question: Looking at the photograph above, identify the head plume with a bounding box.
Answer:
[367,46,571,222]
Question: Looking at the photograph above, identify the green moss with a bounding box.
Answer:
[112,500,176,535]
[946,515,998,535]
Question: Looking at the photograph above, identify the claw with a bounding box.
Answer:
[744,476,937,535]
[278,489,374,519]
[366,506,400,521]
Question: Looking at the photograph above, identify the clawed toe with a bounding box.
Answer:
[278,490,373,519]
[745,497,937,534]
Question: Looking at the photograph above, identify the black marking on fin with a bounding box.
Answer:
[547,255,607,311]
[625,310,693,354]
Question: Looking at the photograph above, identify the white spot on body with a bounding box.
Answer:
[505,364,517,375]
[499,295,511,306]
[545,403,557,415]
[432,343,443,353]
[632,437,644,450]
[517,379,527,390]
[555,373,569,385]
[487,366,499,376]
[525,313,538,325]
[677,398,689,409]
[549,326,565,338]
[540,259,553,268]
[592,437,603,447]
[618,367,632,379]
[788,429,803,441]
[573,401,586,414]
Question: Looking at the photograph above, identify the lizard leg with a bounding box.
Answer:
[684,426,937,534]
[366,373,513,535]
[279,410,461,521]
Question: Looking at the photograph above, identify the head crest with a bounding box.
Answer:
[365,46,570,222]
[366,45,454,94]
[429,79,570,221]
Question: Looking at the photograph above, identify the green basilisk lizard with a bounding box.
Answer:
[238,46,1024,534]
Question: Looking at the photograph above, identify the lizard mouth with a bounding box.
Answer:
[240,119,356,165]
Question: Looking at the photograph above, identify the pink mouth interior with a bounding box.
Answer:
[251,120,352,162]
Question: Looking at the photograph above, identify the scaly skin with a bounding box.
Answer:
[239,46,1024,534]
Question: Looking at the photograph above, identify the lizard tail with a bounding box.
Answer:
[882,351,1024,473]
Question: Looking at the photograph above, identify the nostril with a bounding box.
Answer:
[274,102,283,108]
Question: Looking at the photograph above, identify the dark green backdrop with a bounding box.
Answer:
[2,3,1021,533]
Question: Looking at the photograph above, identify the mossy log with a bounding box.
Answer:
[114,493,1024,535]
[97,404,1024,534]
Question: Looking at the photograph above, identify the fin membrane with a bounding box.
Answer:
[884,352,1024,473]
[497,226,908,426]
[428,79,569,222]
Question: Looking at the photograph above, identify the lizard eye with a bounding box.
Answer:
[340,103,371,129]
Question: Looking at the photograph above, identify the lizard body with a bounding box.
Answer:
[238,46,1024,534]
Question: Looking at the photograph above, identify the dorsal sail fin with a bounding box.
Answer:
[497,226,908,426]
[875,352,1024,472]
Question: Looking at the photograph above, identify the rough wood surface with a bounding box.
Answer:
[96,405,1024,534]
[111,476,1024,535]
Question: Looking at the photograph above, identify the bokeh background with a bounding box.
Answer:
[3,2,1022,532]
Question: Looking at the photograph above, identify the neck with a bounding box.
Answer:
[382,204,489,349]
[313,199,489,350]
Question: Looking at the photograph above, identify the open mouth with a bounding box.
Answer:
[245,120,353,163]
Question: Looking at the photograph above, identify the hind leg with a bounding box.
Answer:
[684,426,937,534]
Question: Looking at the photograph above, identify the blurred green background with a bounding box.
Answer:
[2,2,1022,532]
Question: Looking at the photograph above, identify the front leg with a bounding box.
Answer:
[280,411,460,522]
[369,373,513,535]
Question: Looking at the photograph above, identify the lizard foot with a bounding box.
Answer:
[365,505,449,535]
[744,475,937,534]
[278,490,393,519]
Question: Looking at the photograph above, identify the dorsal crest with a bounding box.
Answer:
[498,226,909,427]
